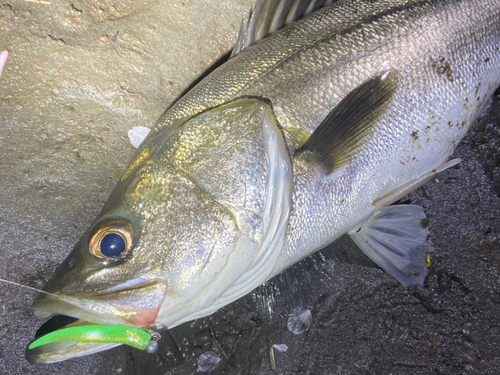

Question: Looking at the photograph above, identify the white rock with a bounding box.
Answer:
[128,126,151,148]
[197,351,220,373]
[0,50,8,78]
[272,344,288,352]
[287,309,312,335]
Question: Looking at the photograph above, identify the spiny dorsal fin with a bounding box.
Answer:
[231,0,335,58]
[295,70,400,175]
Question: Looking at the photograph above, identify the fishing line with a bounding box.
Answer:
[0,278,133,326]
[0,278,62,298]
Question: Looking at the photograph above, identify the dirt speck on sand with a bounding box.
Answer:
[0,1,499,374]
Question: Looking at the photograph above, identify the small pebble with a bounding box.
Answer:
[272,344,288,352]
[0,50,8,77]
[128,126,151,148]
[287,309,312,334]
[197,351,220,373]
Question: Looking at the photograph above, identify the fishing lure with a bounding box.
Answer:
[27,325,159,354]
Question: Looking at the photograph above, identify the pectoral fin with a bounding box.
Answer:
[348,205,430,286]
[295,71,399,174]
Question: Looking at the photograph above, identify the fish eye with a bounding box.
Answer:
[100,233,126,258]
[89,219,134,260]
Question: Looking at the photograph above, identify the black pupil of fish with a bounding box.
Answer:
[100,233,126,258]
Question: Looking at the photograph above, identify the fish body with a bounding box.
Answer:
[29,0,500,363]
[147,0,500,278]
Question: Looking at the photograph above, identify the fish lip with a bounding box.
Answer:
[31,279,168,328]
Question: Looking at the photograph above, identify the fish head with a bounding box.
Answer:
[29,99,292,362]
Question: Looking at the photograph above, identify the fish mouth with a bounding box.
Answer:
[27,279,167,363]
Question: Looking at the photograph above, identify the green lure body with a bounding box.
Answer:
[28,325,152,351]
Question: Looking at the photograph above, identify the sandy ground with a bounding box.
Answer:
[0,1,499,374]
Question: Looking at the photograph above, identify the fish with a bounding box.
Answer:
[27,0,500,364]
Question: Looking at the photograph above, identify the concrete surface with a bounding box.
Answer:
[0,1,499,374]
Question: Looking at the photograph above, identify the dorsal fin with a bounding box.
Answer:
[231,0,335,58]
